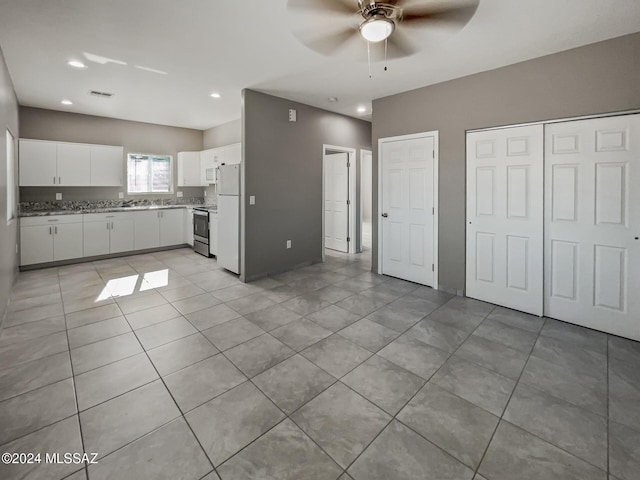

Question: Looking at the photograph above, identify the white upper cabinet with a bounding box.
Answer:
[19,140,57,186]
[91,145,123,186]
[19,139,123,187]
[224,143,241,165]
[57,143,91,186]
[177,151,203,186]
[200,148,221,184]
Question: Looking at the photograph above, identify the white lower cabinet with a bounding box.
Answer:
[21,215,83,265]
[159,209,184,247]
[20,208,188,267]
[110,217,135,253]
[83,212,134,256]
[209,215,218,256]
[134,211,161,250]
[185,209,194,247]
[134,209,185,250]
[83,220,111,257]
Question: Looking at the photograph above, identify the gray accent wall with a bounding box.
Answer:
[203,118,241,149]
[19,107,204,202]
[372,32,640,292]
[0,45,19,323]
[242,89,371,281]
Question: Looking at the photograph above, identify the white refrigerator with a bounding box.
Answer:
[217,164,240,274]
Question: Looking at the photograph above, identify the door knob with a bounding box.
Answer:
[381,213,388,218]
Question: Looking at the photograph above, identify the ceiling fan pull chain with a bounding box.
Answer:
[367,40,372,78]
[384,38,388,71]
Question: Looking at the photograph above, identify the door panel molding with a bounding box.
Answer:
[466,125,544,316]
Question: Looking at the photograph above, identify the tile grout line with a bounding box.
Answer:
[336,303,499,476]
[115,289,221,480]
[471,315,548,478]
[58,267,91,480]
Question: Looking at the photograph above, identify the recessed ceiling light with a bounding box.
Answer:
[210,93,221,98]
[357,105,367,113]
[61,99,73,105]
[67,60,87,69]
[328,97,339,103]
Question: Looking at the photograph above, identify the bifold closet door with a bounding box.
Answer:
[545,114,640,341]
[466,125,544,316]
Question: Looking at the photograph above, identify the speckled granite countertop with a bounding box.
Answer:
[19,199,206,217]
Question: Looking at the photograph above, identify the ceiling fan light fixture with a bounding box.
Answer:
[359,17,394,43]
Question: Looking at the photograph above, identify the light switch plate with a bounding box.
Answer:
[55,193,62,200]
[249,195,255,205]
[286,240,292,249]
[118,192,124,199]
[177,191,184,198]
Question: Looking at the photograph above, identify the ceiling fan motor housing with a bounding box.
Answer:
[358,1,401,21]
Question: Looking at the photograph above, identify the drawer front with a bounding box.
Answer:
[20,214,83,227]
[83,211,135,223]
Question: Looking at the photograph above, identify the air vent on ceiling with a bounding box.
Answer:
[88,90,114,98]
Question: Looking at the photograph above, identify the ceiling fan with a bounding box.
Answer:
[288,0,479,60]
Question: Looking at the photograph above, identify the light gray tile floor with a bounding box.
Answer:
[0,247,638,480]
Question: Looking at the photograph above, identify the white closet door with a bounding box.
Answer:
[545,114,640,340]
[466,125,544,315]
[381,136,434,286]
[324,153,349,253]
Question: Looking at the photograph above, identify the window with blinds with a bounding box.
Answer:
[127,153,172,193]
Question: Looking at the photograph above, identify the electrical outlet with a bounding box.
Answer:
[286,240,292,249]
[288,109,297,122]
[55,193,62,200]
[249,195,255,205]
[177,191,183,198]
[118,192,124,199]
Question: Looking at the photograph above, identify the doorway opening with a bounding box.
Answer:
[322,145,357,260]
[360,149,373,253]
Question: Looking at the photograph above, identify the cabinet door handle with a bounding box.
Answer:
[107,222,110,230]
[53,176,56,184]
[111,222,114,229]
[54,226,57,234]
[49,226,52,235]
[59,177,61,184]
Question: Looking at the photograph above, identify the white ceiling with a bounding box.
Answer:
[0,0,639,131]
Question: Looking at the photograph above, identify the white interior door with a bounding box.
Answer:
[324,153,349,253]
[466,125,544,315]
[381,136,434,286]
[545,114,640,340]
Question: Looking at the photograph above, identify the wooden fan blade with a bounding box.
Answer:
[287,0,358,16]
[401,0,479,28]
[294,26,361,56]
[385,29,418,59]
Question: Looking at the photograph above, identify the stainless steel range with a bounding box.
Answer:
[193,208,211,257]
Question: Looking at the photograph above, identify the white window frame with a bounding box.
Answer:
[127,153,173,194]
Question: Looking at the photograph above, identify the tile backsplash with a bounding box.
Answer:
[19,197,204,214]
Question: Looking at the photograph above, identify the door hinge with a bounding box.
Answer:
[432,150,435,158]
[347,162,351,167]
[432,207,434,215]
[347,199,350,205]
[432,264,434,272]
[347,237,351,242]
